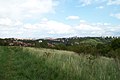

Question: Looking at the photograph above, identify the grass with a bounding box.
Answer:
[80,39,103,45]
[0,46,120,80]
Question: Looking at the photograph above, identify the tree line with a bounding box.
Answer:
[0,37,120,59]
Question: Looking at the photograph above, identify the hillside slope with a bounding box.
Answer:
[0,46,120,80]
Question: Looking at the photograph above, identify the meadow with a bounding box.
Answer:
[0,46,120,80]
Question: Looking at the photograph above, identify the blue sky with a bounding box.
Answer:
[0,0,120,38]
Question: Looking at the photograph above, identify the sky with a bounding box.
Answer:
[0,0,120,38]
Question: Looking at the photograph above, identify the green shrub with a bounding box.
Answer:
[111,38,120,50]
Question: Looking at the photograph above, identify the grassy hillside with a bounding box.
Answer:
[0,46,120,80]
[80,39,103,45]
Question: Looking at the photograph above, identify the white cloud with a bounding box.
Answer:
[110,13,120,19]
[78,0,107,6]
[79,0,93,6]
[24,14,33,18]
[75,23,102,31]
[96,6,104,9]
[0,18,23,26]
[92,22,111,26]
[21,0,56,14]
[42,20,74,34]
[80,20,86,23]
[24,24,37,29]
[41,18,49,22]
[66,16,80,20]
[0,0,119,38]
[11,20,75,38]
[28,20,74,34]
[14,21,23,26]
[0,0,59,38]
[22,21,109,37]
[0,18,12,26]
[0,0,58,20]
[22,21,110,37]
[78,0,120,6]
[103,23,111,25]
[107,0,120,5]
[75,23,105,36]
[0,19,120,38]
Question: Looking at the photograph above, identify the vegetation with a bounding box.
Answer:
[0,46,120,80]
[52,38,120,59]
[0,37,120,59]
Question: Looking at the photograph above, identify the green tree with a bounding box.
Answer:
[111,38,120,50]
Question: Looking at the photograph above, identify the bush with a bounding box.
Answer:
[111,38,120,50]
[108,48,120,59]
[96,43,110,56]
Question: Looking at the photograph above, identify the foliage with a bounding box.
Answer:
[80,39,103,46]
[35,40,48,48]
[54,44,67,50]
[0,37,120,59]
[111,38,120,50]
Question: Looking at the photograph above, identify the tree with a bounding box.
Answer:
[111,38,120,50]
